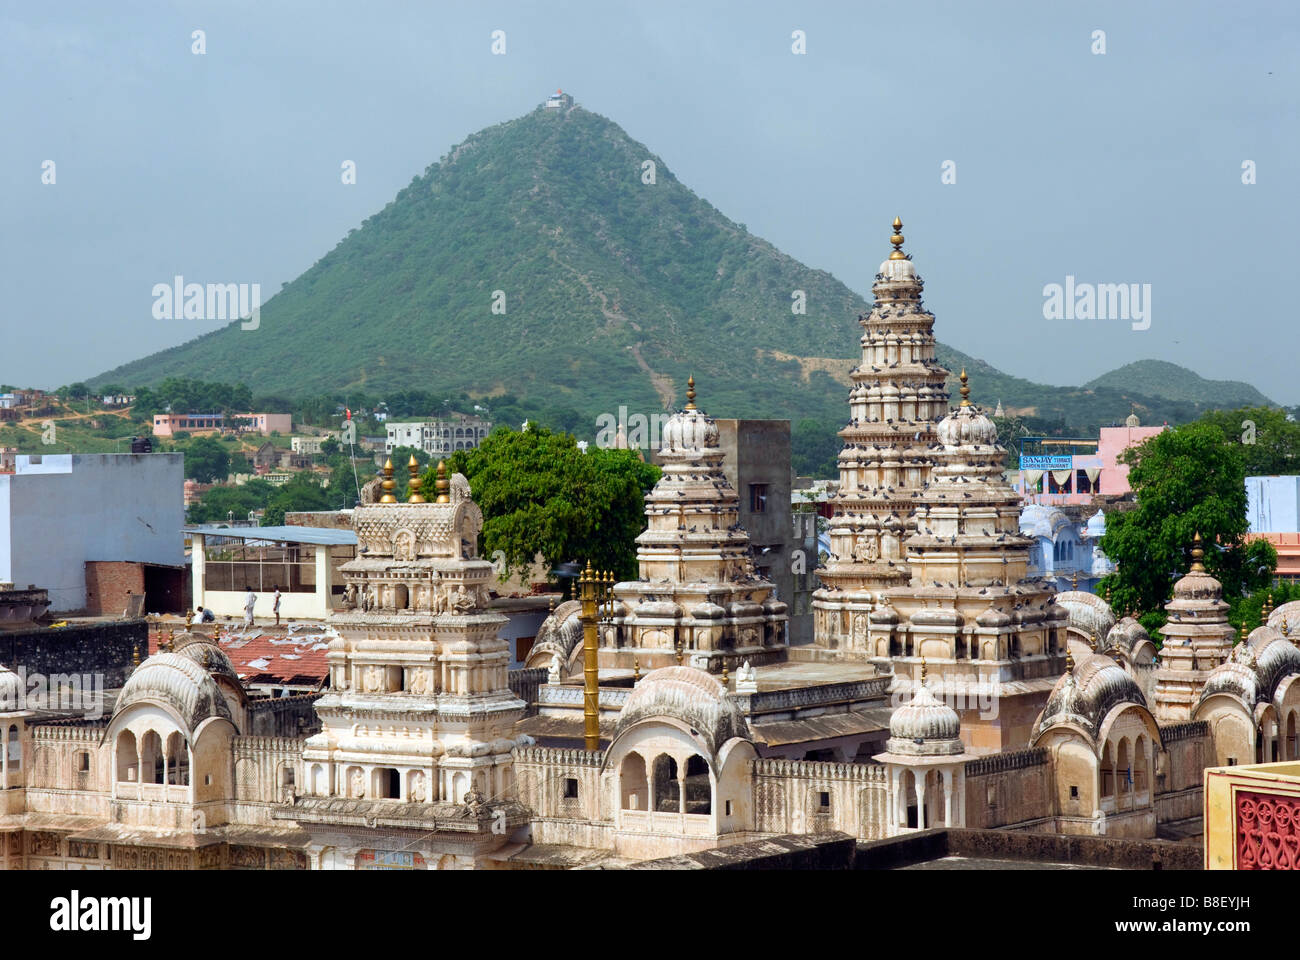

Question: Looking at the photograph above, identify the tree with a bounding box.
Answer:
[262,474,332,526]
[428,426,660,583]
[183,435,231,483]
[1198,406,1300,476]
[1097,421,1276,627]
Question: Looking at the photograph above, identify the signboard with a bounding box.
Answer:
[356,849,426,870]
[1020,455,1073,471]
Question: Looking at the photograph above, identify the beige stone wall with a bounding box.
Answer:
[964,748,1053,828]
[23,723,112,820]
[751,758,888,840]
[513,746,613,848]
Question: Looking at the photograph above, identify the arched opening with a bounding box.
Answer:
[140,730,164,785]
[1100,740,1114,799]
[165,732,189,786]
[1117,738,1131,808]
[620,753,647,811]
[311,764,326,796]
[652,755,680,813]
[684,755,711,815]
[451,771,468,803]
[116,730,138,781]
[1133,735,1149,799]
[6,725,20,773]
[1288,713,1298,762]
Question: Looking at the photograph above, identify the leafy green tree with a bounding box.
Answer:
[429,426,660,583]
[1198,406,1300,476]
[189,479,275,524]
[1097,422,1276,626]
[791,418,841,478]
[183,435,231,483]
[262,474,333,526]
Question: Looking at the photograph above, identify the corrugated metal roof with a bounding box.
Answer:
[186,524,357,545]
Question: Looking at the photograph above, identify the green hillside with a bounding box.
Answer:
[1084,359,1273,409]
[92,99,1267,439]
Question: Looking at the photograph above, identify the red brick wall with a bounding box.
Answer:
[84,561,145,616]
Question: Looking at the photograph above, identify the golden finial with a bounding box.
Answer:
[919,657,927,688]
[1090,632,1099,653]
[548,595,555,616]
[959,368,971,407]
[633,659,641,681]
[407,455,425,502]
[379,458,397,503]
[435,460,450,504]
[131,642,141,669]
[685,375,697,411]
[1071,568,1078,591]
[721,661,729,688]
[1240,621,1248,643]
[1065,643,1075,673]
[185,608,194,628]
[1104,583,1112,606]
[1265,592,1274,619]
[889,216,906,260]
[675,641,683,666]
[1189,532,1205,573]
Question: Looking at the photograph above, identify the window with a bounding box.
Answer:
[725,800,733,816]
[749,484,769,513]
[563,777,579,799]
[818,791,830,810]
[1069,785,1079,799]
[78,751,90,773]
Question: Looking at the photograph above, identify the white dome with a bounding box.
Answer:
[886,677,963,756]
[936,405,998,447]
[659,409,719,453]
[878,257,917,281]
[0,664,23,712]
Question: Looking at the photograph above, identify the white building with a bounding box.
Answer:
[385,417,492,456]
[0,453,185,612]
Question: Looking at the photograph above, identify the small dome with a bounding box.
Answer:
[1034,652,1147,742]
[114,653,233,733]
[690,600,726,620]
[616,666,749,756]
[0,663,23,712]
[659,409,720,454]
[173,635,241,688]
[877,257,917,282]
[1125,412,1140,428]
[886,676,963,756]
[1055,590,1116,642]
[1106,617,1154,659]
[1268,601,1300,637]
[936,405,999,447]
[1020,504,1072,540]
[1086,510,1107,538]
[977,606,1012,628]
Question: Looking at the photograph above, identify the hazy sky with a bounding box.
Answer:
[3,1,1296,401]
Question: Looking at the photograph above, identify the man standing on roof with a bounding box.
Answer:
[243,585,256,632]
[273,584,282,627]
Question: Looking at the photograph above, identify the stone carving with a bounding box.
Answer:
[360,476,383,504]
[393,528,417,561]
[450,585,475,614]
[852,614,869,649]
[463,788,488,817]
[736,660,759,693]
[408,669,430,694]
[689,653,710,669]
[350,768,365,798]
[548,655,562,685]
[410,772,428,803]
[363,664,384,693]
[342,582,357,609]
[853,537,879,562]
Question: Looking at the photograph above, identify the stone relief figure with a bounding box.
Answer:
[408,669,429,694]
[363,664,384,693]
[853,537,879,562]
[350,768,365,798]
[736,660,759,693]
[548,654,563,685]
[392,528,417,561]
[475,584,492,607]
[410,772,428,803]
[450,585,475,614]
[852,614,869,649]
[342,582,357,609]
[359,585,372,612]
[463,788,488,816]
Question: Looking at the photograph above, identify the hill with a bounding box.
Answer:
[91,98,1269,440]
[1084,359,1274,409]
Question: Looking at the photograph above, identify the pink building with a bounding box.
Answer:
[236,412,292,435]
[152,412,224,436]
[1019,420,1167,505]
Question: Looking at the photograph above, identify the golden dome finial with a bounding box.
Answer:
[1071,568,1078,591]
[919,656,927,688]
[721,661,729,688]
[959,368,971,407]
[407,455,426,503]
[1090,632,1099,653]
[889,217,906,260]
[1190,532,1205,573]
[685,375,697,411]
[379,458,397,503]
[435,461,450,503]
[1065,643,1075,673]
[633,658,641,681]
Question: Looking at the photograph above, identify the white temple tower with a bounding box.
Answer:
[812,219,950,654]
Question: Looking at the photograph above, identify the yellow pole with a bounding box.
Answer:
[580,561,600,751]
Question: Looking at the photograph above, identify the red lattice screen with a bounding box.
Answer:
[1237,790,1300,869]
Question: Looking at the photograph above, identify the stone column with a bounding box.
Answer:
[317,544,333,614]
[914,770,927,830]
[942,767,954,827]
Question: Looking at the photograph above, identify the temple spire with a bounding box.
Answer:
[1189,532,1205,573]
[684,375,697,411]
[959,368,971,407]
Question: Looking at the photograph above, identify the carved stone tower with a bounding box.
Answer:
[812,218,950,653]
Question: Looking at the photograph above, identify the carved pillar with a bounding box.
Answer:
[942,767,954,827]
[914,770,927,830]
